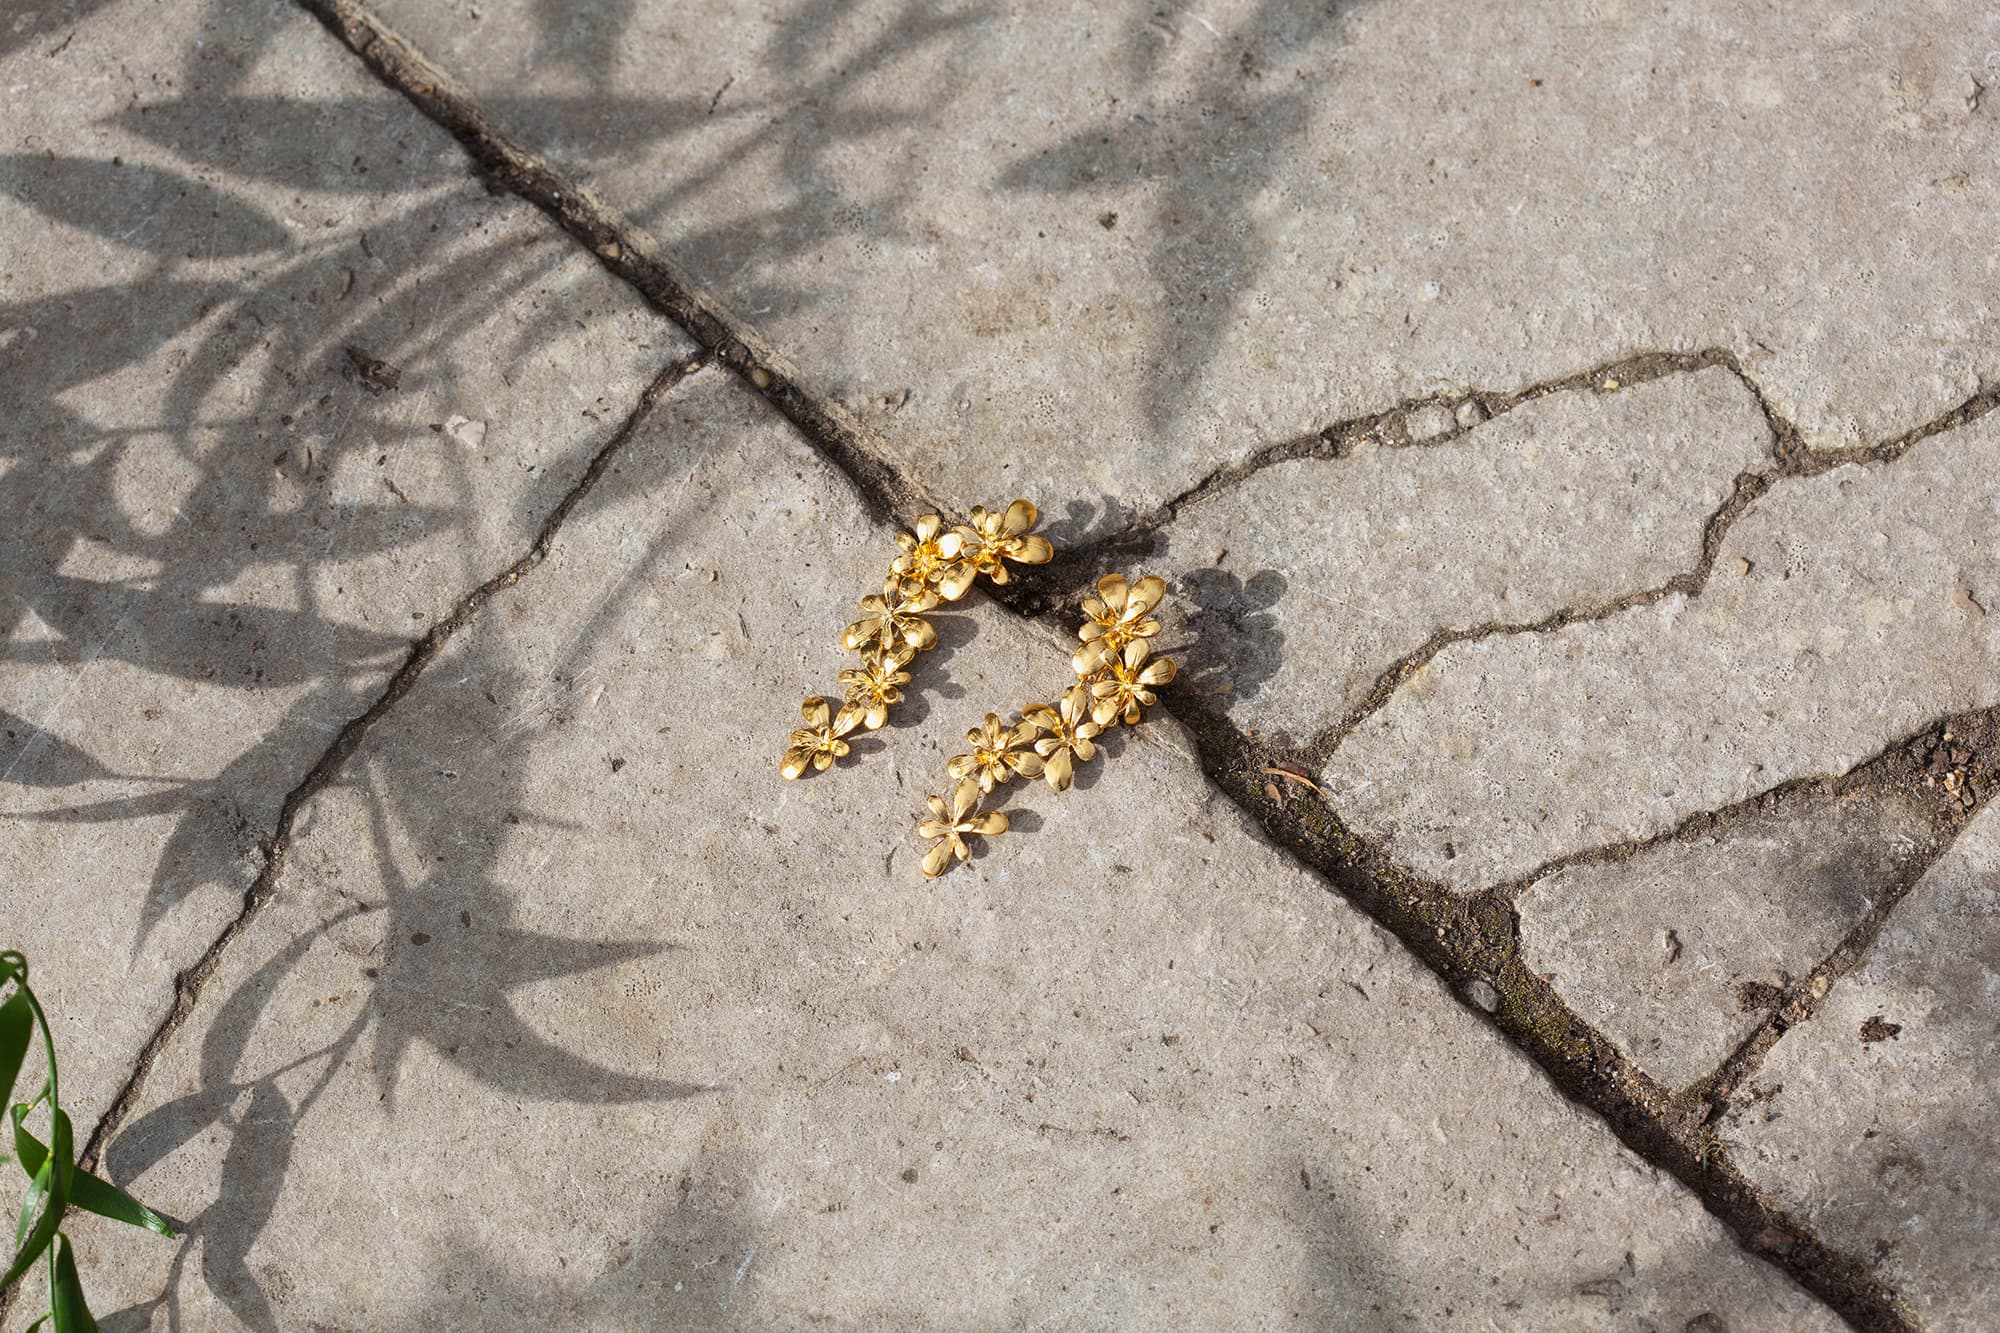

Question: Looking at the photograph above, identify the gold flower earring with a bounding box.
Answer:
[780,501,1053,780]
[917,572,1176,878]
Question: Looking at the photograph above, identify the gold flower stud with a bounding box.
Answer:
[1022,684,1103,792]
[1072,573,1167,673]
[839,645,915,731]
[919,778,1009,878]
[953,500,1054,585]
[914,570,1174,877]
[781,696,865,779]
[780,499,1053,779]
[948,713,1045,791]
[1088,639,1178,726]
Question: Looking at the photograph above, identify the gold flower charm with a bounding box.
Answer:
[891,514,976,602]
[1022,684,1104,792]
[839,644,915,730]
[781,696,865,779]
[948,712,1045,791]
[919,778,1009,879]
[953,499,1054,585]
[842,575,941,654]
[1073,573,1168,673]
[1089,640,1178,726]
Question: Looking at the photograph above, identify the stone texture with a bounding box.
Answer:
[1322,410,2000,892]
[68,373,1831,1330]
[1721,801,2000,1328]
[1517,790,1932,1090]
[1161,369,1771,739]
[367,0,1997,524]
[0,0,687,1134]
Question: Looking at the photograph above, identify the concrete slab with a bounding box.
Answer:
[1721,801,2000,1327]
[1517,790,1932,1090]
[71,373,1831,1329]
[362,0,1997,522]
[1160,367,1771,741]
[1322,410,2000,892]
[0,0,688,1133]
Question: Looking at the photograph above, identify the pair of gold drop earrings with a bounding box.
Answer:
[778,499,1178,880]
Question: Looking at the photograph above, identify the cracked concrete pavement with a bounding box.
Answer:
[4,0,1997,1328]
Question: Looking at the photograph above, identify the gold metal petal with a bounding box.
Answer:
[950,778,982,819]
[800,696,831,727]
[833,702,867,736]
[1128,574,1168,615]
[1002,498,1038,535]
[1095,573,1130,613]
[904,616,938,652]
[1021,703,1059,732]
[936,561,977,601]
[921,839,955,879]
[917,819,952,840]
[1073,736,1097,763]
[925,793,949,819]
[862,701,889,730]
[1008,751,1045,778]
[1073,640,1111,675]
[812,749,836,771]
[1139,657,1177,686]
[840,619,878,651]
[1090,695,1122,728]
[1043,748,1073,791]
[947,754,980,780]
[968,811,1009,836]
[1014,535,1053,564]
[781,747,813,780]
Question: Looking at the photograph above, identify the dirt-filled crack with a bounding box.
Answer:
[280,4,1994,1328]
[73,351,709,1177]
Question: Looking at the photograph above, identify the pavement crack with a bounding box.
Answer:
[293,0,935,531]
[1303,375,1997,762]
[1688,704,2000,1113]
[1157,696,1923,1333]
[75,350,709,1175]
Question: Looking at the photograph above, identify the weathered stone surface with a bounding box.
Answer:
[368,0,1996,522]
[1162,369,1770,739]
[1323,410,2000,892]
[1518,790,1932,1089]
[71,373,1830,1329]
[0,0,686,1133]
[1721,801,2000,1327]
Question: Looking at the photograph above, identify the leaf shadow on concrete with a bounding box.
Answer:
[94,620,711,1332]
[0,0,693,963]
[998,0,1367,438]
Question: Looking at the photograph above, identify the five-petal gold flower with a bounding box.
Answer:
[843,575,941,654]
[891,514,976,602]
[948,712,1045,791]
[1089,638,1178,726]
[953,499,1054,585]
[780,696,866,779]
[1023,684,1104,792]
[839,644,915,730]
[918,778,1009,878]
[1073,573,1167,673]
